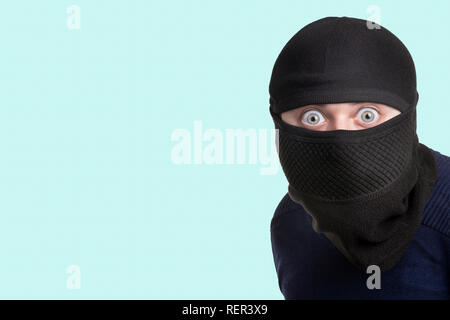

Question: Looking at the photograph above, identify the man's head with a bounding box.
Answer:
[268,15,419,202]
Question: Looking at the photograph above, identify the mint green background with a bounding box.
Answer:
[0,1,448,299]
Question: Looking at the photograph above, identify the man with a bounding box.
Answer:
[268,16,449,299]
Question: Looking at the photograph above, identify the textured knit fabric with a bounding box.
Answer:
[270,148,450,299]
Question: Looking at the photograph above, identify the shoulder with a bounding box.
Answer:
[270,193,309,232]
[270,194,299,224]
[432,148,450,176]
[421,148,450,237]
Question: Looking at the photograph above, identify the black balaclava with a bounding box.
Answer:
[269,16,438,272]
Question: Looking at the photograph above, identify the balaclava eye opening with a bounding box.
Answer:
[269,16,438,272]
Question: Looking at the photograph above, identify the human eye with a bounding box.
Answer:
[301,109,325,126]
[357,106,379,124]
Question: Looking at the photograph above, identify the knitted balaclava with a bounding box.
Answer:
[269,16,438,272]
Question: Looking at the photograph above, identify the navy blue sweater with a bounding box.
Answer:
[270,149,449,300]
